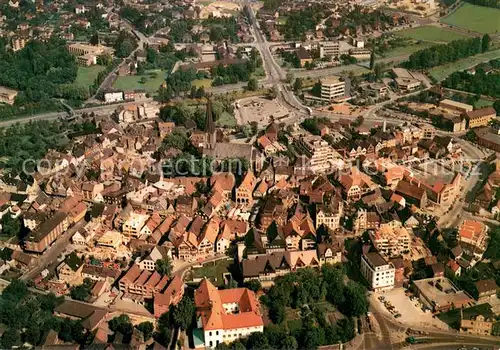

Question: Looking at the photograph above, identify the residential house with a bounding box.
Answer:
[236,171,257,205]
[56,253,84,285]
[361,252,395,292]
[138,246,172,271]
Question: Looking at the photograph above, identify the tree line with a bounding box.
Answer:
[464,0,500,8]
[0,38,77,104]
[403,35,490,70]
[442,64,500,100]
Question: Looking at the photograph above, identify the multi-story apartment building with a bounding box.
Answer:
[24,212,69,253]
[122,212,149,237]
[465,107,496,129]
[118,264,170,302]
[361,252,395,292]
[295,135,339,173]
[353,209,380,234]
[315,196,343,232]
[370,222,411,258]
[320,76,345,102]
[319,41,340,59]
[194,279,264,348]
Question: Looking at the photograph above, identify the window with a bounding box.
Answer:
[209,332,212,336]
[216,331,219,336]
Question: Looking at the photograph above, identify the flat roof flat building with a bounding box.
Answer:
[320,76,345,102]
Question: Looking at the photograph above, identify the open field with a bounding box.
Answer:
[74,65,105,87]
[395,26,472,43]
[428,49,500,81]
[192,79,213,89]
[112,69,167,93]
[441,3,500,34]
[216,111,236,127]
[475,99,494,109]
[381,41,436,58]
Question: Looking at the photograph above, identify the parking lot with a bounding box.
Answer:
[373,288,449,330]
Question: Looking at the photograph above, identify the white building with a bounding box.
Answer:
[319,41,340,59]
[194,279,264,348]
[320,76,345,101]
[361,252,395,292]
[138,246,172,271]
[295,135,342,173]
[104,90,124,103]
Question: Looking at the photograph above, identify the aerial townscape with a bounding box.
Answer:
[1,0,500,349]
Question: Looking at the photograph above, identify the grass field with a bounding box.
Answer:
[381,41,436,58]
[112,69,167,93]
[191,259,232,287]
[428,49,500,81]
[192,79,213,89]
[395,26,472,43]
[475,98,494,109]
[74,66,105,87]
[441,3,500,34]
[216,111,236,127]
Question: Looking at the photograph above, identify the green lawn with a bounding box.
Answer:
[428,49,500,81]
[381,41,436,58]
[192,79,213,89]
[251,67,266,79]
[441,3,500,34]
[191,259,232,287]
[112,69,167,93]
[475,98,494,109]
[216,111,236,127]
[395,26,472,43]
[437,304,493,329]
[74,65,106,87]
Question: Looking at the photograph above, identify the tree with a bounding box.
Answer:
[137,321,154,341]
[244,279,262,292]
[342,281,369,317]
[171,296,195,330]
[70,278,93,301]
[109,314,133,336]
[247,78,258,91]
[0,215,21,237]
[163,128,188,150]
[1,328,20,348]
[286,72,295,84]
[369,51,375,70]
[293,78,303,92]
[246,332,270,349]
[494,100,500,115]
[249,121,259,135]
[2,280,28,303]
[155,256,173,276]
[482,34,491,53]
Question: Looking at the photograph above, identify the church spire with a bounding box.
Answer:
[205,97,215,134]
[205,97,216,149]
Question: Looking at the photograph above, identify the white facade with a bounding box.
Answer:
[296,135,340,173]
[320,77,345,101]
[361,253,395,292]
[201,323,264,348]
[104,91,124,103]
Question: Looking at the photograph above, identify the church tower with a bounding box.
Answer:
[205,97,216,149]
